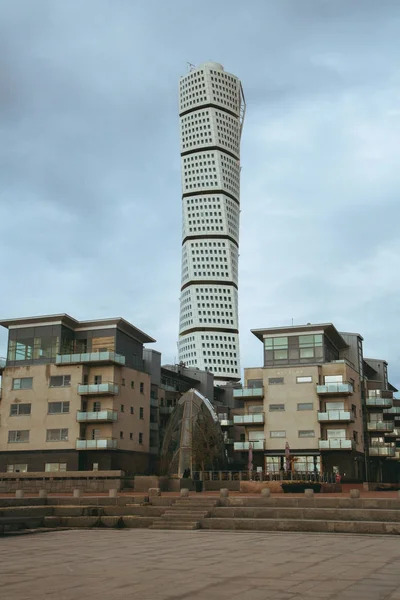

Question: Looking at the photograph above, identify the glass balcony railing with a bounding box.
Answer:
[367,421,394,432]
[316,383,353,395]
[318,410,354,422]
[234,440,265,451]
[383,407,400,414]
[77,382,119,395]
[384,428,400,438]
[233,387,264,399]
[223,438,234,445]
[319,439,355,450]
[234,414,265,425]
[56,351,125,366]
[366,397,393,408]
[77,410,118,422]
[369,445,396,457]
[76,438,117,450]
[220,419,234,427]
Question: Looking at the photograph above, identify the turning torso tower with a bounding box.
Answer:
[177,62,245,382]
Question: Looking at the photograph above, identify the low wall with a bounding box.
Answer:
[204,481,240,492]
[133,476,160,492]
[239,481,342,494]
[0,471,124,493]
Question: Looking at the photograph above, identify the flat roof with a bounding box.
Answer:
[0,314,155,344]
[251,323,348,350]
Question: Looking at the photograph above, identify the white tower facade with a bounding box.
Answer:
[178,62,245,382]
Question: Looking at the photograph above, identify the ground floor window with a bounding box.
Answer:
[6,464,28,473]
[45,463,67,472]
[265,455,321,473]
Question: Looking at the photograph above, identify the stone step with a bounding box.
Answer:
[211,507,400,523]
[161,513,209,520]
[201,517,400,535]
[163,509,210,515]
[150,520,200,530]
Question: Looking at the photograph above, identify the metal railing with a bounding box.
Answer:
[318,410,354,422]
[76,410,118,422]
[191,470,337,483]
[76,438,118,450]
[234,414,265,425]
[77,382,119,395]
[56,350,125,366]
[233,387,264,399]
[316,382,354,395]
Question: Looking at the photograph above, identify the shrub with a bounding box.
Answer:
[281,482,321,494]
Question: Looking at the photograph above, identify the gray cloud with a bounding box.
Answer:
[0,0,399,387]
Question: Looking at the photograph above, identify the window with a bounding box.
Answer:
[139,433,143,444]
[270,431,286,438]
[247,379,263,388]
[49,375,71,387]
[92,429,101,440]
[297,376,312,383]
[120,404,125,413]
[48,402,70,414]
[93,401,101,412]
[10,403,31,416]
[297,403,313,411]
[6,464,28,473]
[298,430,315,438]
[353,431,358,443]
[268,377,284,385]
[131,381,135,389]
[92,463,99,471]
[324,375,343,383]
[269,404,285,412]
[46,428,68,442]
[140,382,144,394]
[240,433,245,442]
[130,433,133,440]
[12,378,33,390]
[264,337,288,360]
[300,348,314,358]
[45,463,67,472]
[120,431,124,439]
[8,430,29,443]
[93,375,102,384]
[130,406,134,415]
[139,407,144,420]
[83,374,89,385]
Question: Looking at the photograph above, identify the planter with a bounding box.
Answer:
[281,482,321,494]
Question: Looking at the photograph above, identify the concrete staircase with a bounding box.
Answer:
[150,497,218,530]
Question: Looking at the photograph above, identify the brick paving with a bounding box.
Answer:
[2,529,400,599]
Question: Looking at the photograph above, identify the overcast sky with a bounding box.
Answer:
[1,0,399,388]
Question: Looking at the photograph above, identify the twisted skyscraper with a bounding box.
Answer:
[178,62,245,382]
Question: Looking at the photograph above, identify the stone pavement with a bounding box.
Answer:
[1,530,400,600]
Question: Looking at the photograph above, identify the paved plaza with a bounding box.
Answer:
[2,530,400,600]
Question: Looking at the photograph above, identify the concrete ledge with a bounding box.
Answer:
[122,516,155,528]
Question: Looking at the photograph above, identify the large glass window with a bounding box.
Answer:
[8,430,29,443]
[46,428,68,442]
[48,402,70,414]
[264,337,288,360]
[49,375,71,387]
[6,464,28,473]
[45,463,67,472]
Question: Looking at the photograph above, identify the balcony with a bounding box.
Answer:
[77,410,117,423]
[220,419,234,427]
[383,407,400,415]
[234,440,265,451]
[56,351,125,366]
[223,438,234,445]
[150,397,158,408]
[384,428,400,439]
[234,414,265,425]
[77,382,119,395]
[233,387,264,399]
[366,397,393,408]
[160,406,175,415]
[150,422,158,431]
[318,410,354,423]
[76,438,117,450]
[319,439,355,450]
[367,421,394,432]
[369,445,396,457]
[316,383,353,395]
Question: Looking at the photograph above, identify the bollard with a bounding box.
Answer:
[109,489,117,498]
[15,489,24,499]
[350,489,360,499]
[220,488,229,499]
[304,488,314,498]
[180,488,189,497]
[261,488,271,498]
[73,488,81,498]
[39,489,47,499]
[149,488,161,497]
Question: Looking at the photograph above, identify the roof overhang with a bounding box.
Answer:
[251,323,348,350]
